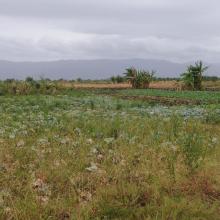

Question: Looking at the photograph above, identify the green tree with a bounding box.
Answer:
[25,77,34,83]
[115,75,124,83]
[124,67,137,88]
[124,67,155,88]
[181,61,208,90]
[110,76,116,84]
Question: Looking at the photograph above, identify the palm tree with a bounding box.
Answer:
[193,61,208,90]
[181,66,194,89]
[137,70,155,88]
[124,68,155,89]
[181,61,208,90]
[124,67,137,88]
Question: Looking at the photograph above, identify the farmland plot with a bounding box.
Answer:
[0,91,220,219]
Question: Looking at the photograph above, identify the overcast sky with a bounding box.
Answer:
[0,0,220,62]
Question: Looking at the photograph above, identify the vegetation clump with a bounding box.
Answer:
[181,61,208,90]
[124,67,155,89]
[0,91,219,219]
[0,78,63,95]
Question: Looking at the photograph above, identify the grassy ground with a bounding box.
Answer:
[117,89,220,102]
[0,90,220,219]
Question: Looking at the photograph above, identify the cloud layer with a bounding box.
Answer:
[0,0,220,62]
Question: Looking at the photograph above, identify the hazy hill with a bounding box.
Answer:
[0,59,219,80]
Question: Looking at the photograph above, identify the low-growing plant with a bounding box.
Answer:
[179,125,207,173]
[0,89,219,219]
[204,111,220,124]
[116,102,123,110]
[89,100,95,109]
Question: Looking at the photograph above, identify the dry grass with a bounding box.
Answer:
[58,81,179,90]
[203,80,220,90]
[73,83,131,89]
[149,81,179,89]
[58,80,220,91]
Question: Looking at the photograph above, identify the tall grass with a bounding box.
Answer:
[0,79,65,95]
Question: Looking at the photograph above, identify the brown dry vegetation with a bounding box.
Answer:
[58,81,179,90]
[58,80,220,91]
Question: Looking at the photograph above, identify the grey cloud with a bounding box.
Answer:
[0,0,220,63]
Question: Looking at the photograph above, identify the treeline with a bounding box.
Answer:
[0,78,65,95]
[0,61,219,94]
[1,75,219,85]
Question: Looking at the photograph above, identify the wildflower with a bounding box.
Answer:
[86,138,93,144]
[32,178,51,197]
[120,159,126,166]
[74,128,81,135]
[97,154,104,162]
[212,137,218,144]
[79,190,92,203]
[9,134,15,139]
[108,149,114,154]
[16,140,25,148]
[0,190,11,207]
[37,138,48,145]
[37,195,49,205]
[85,162,98,172]
[60,137,70,144]
[104,137,114,144]
[4,207,12,216]
[90,147,98,154]
[0,129,5,135]
[170,145,178,152]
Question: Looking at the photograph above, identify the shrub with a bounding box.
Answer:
[0,79,62,95]
[181,61,208,90]
[25,77,34,83]
[179,125,207,173]
[124,67,155,89]
[110,76,116,84]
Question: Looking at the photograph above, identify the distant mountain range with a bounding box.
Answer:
[0,59,219,80]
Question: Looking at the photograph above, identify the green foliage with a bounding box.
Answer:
[0,90,219,219]
[181,61,208,90]
[77,77,82,82]
[110,75,124,83]
[204,111,220,124]
[25,76,34,83]
[124,67,155,88]
[203,76,219,81]
[115,75,124,83]
[117,89,220,103]
[179,124,207,173]
[110,76,116,83]
[0,79,63,95]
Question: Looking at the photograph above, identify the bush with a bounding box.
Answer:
[124,67,155,89]
[179,125,207,173]
[0,79,62,95]
[181,61,208,90]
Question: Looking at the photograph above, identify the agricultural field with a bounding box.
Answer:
[0,89,220,219]
[70,80,220,91]
[116,89,220,103]
[118,89,220,100]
